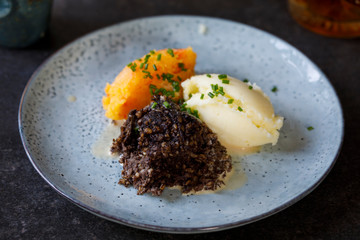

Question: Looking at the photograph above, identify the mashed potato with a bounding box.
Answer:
[182,74,283,151]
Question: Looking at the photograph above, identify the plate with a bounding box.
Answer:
[19,16,343,233]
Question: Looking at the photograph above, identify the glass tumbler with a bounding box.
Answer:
[288,0,360,38]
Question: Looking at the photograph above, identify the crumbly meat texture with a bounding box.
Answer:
[111,96,232,196]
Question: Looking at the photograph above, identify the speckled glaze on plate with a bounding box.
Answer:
[18,16,343,233]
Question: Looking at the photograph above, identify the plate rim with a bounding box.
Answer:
[18,15,344,234]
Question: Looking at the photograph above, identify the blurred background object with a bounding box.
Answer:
[0,0,52,48]
[288,0,360,38]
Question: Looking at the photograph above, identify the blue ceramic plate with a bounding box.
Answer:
[19,16,343,233]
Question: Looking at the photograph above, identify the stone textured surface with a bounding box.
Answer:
[0,0,359,239]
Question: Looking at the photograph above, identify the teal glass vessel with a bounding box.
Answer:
[0,0,52,48]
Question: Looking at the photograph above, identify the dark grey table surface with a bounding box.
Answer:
[1,0,359,239]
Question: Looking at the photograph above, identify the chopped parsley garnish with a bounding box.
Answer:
[157,88,163,94]
[127,62,137,72]
[179,102,200,118]
[180,104,199,118]
[208,92,215,98]
[243,79,249,83]
[163,101,170,108]
[172,81,180,92]
[210,84,226,97]
[189,93,193,98]
[222,80,230,84]
[228,99,234,104]
[200,94,204,99]
[157,54,162,61]
[167,48,174,57]
[149,84,156,95]
[180,103,187,111]
[218,74,227,79]
[271,86,278,92]
[153,64,157,71]
[143,70,153,79]
[178,63,187,71]
[211,84,219,91]
[151,102,158,109]
[307,126,314,131]
[177,76,182,81]
[238,106,243,111]
[140,62,144,69]
[144,54,151,64]
[158,88,174,97]
[156,74,160,79]
[149,84,175,97]
[162,73,174,82]
[206,74,211,78]
[144,63,148,70]
[159,73,180,94]
[218,88,225,96]
[192,109,199,118]
[150,50,155,54]
[248,85,253,90]
[130,63,137,72]
[166,90,175,97]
